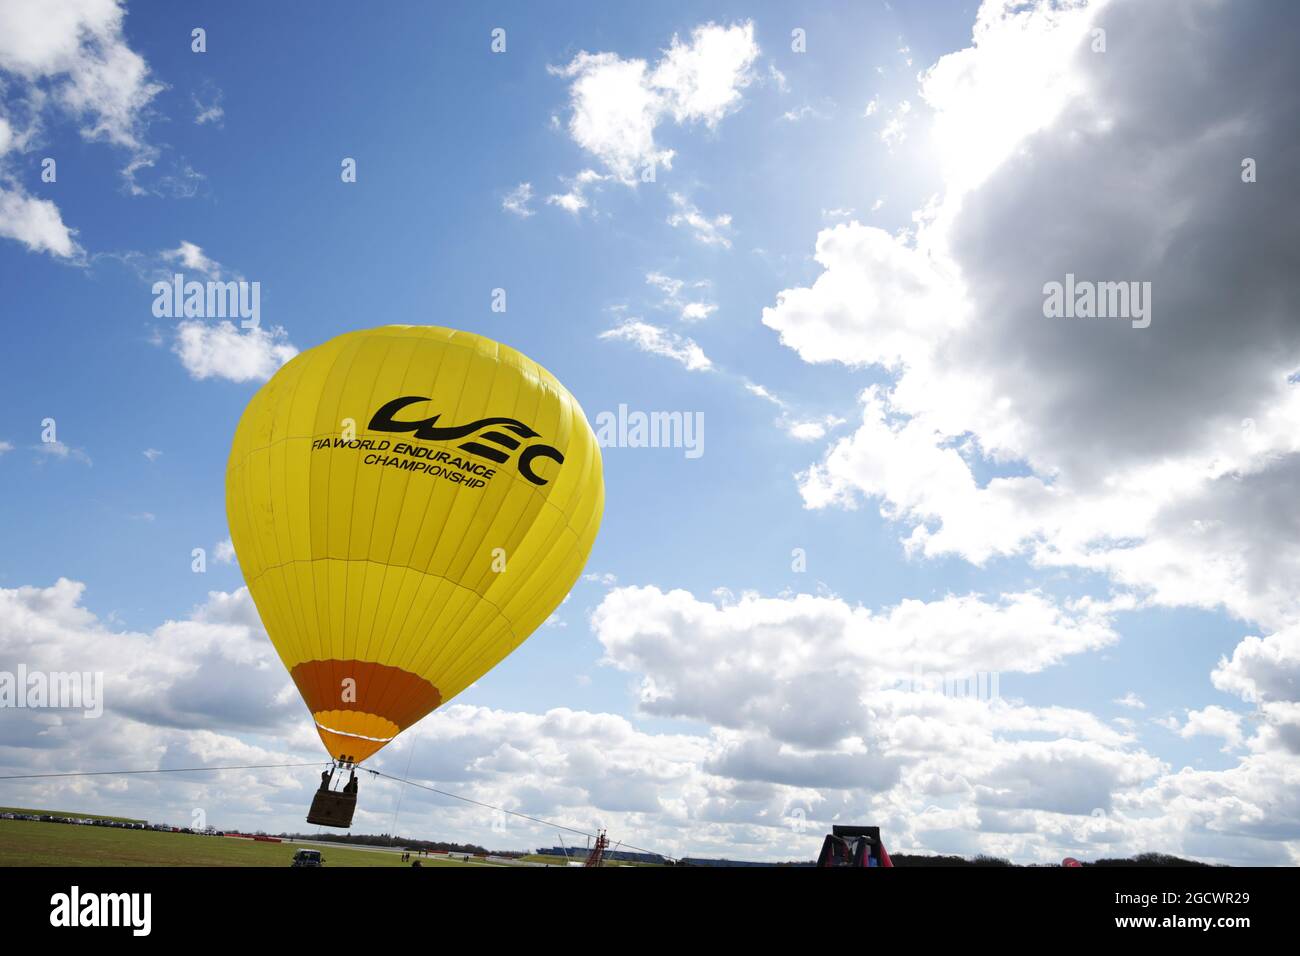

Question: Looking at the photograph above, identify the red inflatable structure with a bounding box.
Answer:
[816,825,894,867]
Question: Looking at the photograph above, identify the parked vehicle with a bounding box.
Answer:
[291,849,324,867]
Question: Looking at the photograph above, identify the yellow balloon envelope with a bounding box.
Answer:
[225,326,603,763]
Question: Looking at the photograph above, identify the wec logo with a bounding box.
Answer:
[368,396,564,486]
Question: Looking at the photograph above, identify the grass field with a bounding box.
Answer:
[0,820,480,867]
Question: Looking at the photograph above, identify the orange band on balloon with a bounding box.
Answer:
[290,659,442,735]
[313,713,400,764]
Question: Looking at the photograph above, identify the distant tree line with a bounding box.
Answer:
[887,852,1214,867]
[280,831,493,856]
[273,831,1217,867]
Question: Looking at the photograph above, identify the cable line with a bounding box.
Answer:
[366,767,673,862]
[0,760,673,862]
[0,762,324,781]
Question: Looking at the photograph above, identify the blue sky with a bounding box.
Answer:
[1,0,1297,865]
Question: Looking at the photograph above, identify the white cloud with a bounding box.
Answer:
[599,320,712,372]
[780,105,821,123]
[787,422,824,441]
[579,583,1300,862]
[33,440,91,466]
[1211,625,1300,756]
[0,187,81,258]
[0,1,200,245]
[763,224,962,369]
[922,0,1097,197]
[546,191,587,215]
[550,22,758,184]
[0,574,1292,863]
[545,169,608,216]
[735,382,847,442]
[502,181,535,217]
[0,0,164,193]
[744,382,783,407]
[0,579,330,834]
[0,110,79,257]
[667,193,733,248]
[879,99,912,148]
[172,321,298,383]
[0,579,297,736]
[764,0,1300,633]
[746,0,1300,861]
[0,578,721,854]
[680,301,717,321]
[192,87,223,126]
[1178,706,1244,751]
[161,240,222,279]
[142,448,162,462]
[646,271,684,300]
[785,417,845,442]
[214,538,236,564]
[1212,626,1300,706]
[646,270,717,322]
[1125,752,1300,864]
[652,21,759,125]
[1114,692,1145,711]
[583,583,1190,858]
[594,586,1119,746]
[149,243,298,385]
[551,52,671,184]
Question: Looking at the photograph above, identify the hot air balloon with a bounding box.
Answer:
[225,326,603,826]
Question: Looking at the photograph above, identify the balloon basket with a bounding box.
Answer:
[307,788,357,828]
